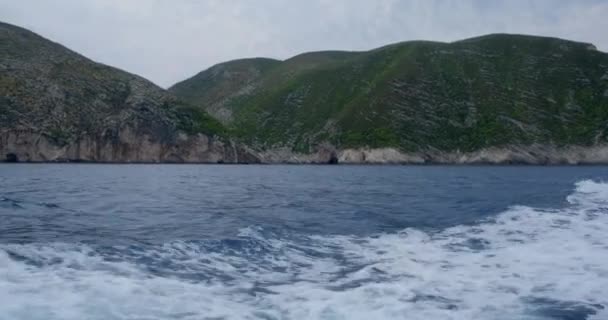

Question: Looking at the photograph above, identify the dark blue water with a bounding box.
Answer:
[1,164,608,320]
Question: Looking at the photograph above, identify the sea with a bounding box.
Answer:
[1,164,607,320]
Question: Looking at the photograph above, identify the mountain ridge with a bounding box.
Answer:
[169,32,608,163]
[3,20,608,164]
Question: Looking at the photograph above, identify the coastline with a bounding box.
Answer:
[256,144,608,165]
[4,144,608,165]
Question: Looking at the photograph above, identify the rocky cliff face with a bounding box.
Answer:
[0,22,259,163]
[257,144,608,164]
[0,129,258,163]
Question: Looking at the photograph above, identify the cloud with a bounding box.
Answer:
[1,0,606,87]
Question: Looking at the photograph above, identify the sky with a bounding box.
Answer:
[1,0,607,88]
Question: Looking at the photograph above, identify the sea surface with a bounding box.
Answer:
[1,164,608,320]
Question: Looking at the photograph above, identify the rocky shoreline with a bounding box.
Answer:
[257,144,608,165]
[4,132,608,165]
[0,130,260,164]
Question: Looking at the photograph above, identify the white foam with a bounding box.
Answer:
[1,180,608,319]
[568,179,608,206]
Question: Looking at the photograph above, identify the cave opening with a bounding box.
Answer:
[328,154,339,165]
[5,153,18,162]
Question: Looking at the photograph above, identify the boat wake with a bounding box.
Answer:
[1,180,607,319]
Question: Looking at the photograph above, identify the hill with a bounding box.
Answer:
[171,34,608,164]
[0,22,257,163]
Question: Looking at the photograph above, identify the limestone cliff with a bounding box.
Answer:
[0,129,258,163]
[257,144,608,164]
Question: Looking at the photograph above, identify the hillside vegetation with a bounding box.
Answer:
[171,34,608,154]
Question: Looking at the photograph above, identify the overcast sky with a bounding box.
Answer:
[1,0,607,88]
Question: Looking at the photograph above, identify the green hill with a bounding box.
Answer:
[170,34,608,162]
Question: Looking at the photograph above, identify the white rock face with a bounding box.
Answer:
[258,144,608,164]
[0,129,259,163]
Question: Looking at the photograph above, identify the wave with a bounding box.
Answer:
[1,180,608,319]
